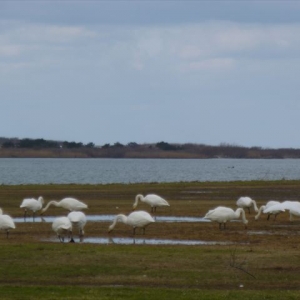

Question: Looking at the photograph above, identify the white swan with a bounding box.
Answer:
[67,211,87,238]
[20,196,44,221]
[287,202,300,221]
[204,206,248,230]
[236,196,259,214]
[52,216,73,242]
[41,197,88,214]
[0,208,16,238]
[108,211,155,235]
[255,201,281,220]
[133,194,170,212]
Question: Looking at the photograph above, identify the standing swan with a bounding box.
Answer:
[133,194,170,212]
[0,208,16,238]
[67,211,87,238]
[20,196,44,221]
[255,201,281,220]
[41,197,88,215]
[236,196,259,214]
[204,206,248,230]
[52,216,73,242]
[108,211,155,235]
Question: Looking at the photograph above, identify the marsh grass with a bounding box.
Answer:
[0,181,300,299]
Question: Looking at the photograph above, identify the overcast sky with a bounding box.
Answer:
[1,1,300,148]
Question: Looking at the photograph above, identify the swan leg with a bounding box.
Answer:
[267,214,270,221]
[33,212,36,222]
[133,227,136,235]
[6,230,9,239]
[24,210,27,222]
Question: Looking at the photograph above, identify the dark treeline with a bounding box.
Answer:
[0,137,300,158]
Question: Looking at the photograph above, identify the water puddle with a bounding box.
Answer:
[44,236,232,245]
[14,215,209,223]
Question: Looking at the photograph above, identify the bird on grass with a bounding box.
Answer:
[0,208,16,238]
[108,211,155,235]
[133,194,170,213]
[52,216,73,243]
[204,206,248,230]
[67,211,87,239]
[41,197,88,215]
[20,196,44,221]
[255,201,281,221]
[236,196,259,214]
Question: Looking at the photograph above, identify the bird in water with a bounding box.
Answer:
[0,208,16,238]
[204,206,248,230]
[236,196,259,214]
[67,211,87,240]
[20,196,44,221]
[52,216,73,243]
[41,197,88,215]
[108,211,155,235]
[133,194,170,213]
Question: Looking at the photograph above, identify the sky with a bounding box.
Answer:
[1,1,300,148]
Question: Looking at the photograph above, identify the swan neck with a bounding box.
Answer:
[42,200,59,213]
[255,205,265,219]
[252,200,259,212]
[133,194,143,208]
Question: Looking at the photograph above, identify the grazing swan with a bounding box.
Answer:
[286,202,300,221]
[204,206,248,230]
[20,196,44,221]
[41,197,88,214]
[52,216,73,242]
[236,196,259,214]
[108,211,155,235]
[67,211,87,238]
[133,194,170,212]
[255,201,281,220]
[0,208,16,238]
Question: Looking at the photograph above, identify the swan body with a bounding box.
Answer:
[204,206,248,229]
[41,197,88,214]
[20,196,44,221]
[133,194,170,212]
[0,208,16,238]
[52,216,73,242]
[236,196,258,214]
[67,211,87,237]
[255,201,281,220]
[287,202,300,221]
[108,211,155,235]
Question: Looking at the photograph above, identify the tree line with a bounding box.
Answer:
[1,137,300,158]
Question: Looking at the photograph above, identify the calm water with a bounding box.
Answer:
[0,158,300,185]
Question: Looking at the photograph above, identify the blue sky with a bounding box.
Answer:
[1,1,300,148]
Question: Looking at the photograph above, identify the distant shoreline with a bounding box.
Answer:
[0,146,300,159]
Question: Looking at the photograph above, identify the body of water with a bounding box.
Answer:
[0,158,300,185]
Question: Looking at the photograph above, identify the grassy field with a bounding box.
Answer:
[1,181,300,299]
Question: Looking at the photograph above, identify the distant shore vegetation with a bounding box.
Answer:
[0,137,300,158]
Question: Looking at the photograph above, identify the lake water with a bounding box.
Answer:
[0,158,300,185]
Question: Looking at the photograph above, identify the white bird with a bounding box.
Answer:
[67,211,87,238]
[20,196,44,221]
[41,197,88,215]
[255,201,281,220]
[236,196,259,214]
[204,206,248,230]
[0,208,16,238]
[287,202,300,221]
[133,194,170,212]
[108,211,155,235]
[52,216,73,242]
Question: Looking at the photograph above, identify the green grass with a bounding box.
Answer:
[1,181,300,299]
